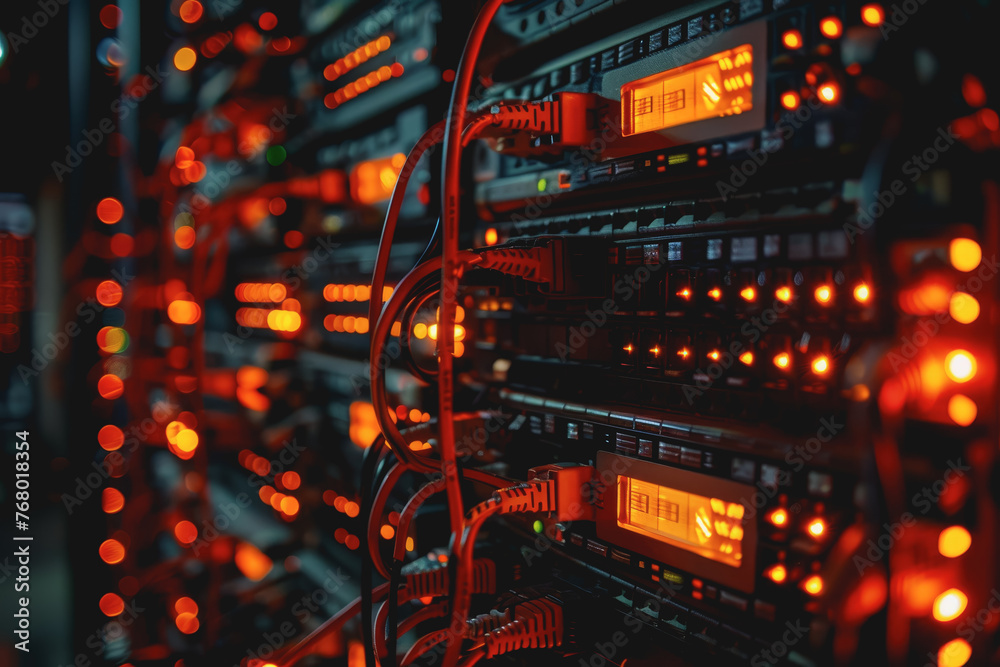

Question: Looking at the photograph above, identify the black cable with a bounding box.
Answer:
[387,559,402,666]
[360,435,384,667]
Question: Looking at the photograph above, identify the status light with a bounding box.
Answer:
[947,394,977,426]
[707,287,722,301]
[807,518,826,537]
[812,356,830,375]
[773,353,791,370]
[775,286,793,303]
[853,284,871,303]
[933,589,968,622]
[765,564,787,583]
[950,238,982,272]
[781,91,800,110]
[818,83,839,104]
[768,508,788,526]
[937,639,972,667]
[945,350,976,383]
[782,30,803,50]
[949,293,980,324]
[861,4,885,26]
[814,285,833,304]
[676,287,692,301]
[819,16,843,39]
[938,526,972,558]
[740,286,756,302]
[802,574,824,595]
[739,351,754,366]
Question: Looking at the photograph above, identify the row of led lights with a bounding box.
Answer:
[674,281,870,306]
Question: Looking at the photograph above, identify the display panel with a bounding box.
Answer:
[617,475,745,568]
[621,43,754,137]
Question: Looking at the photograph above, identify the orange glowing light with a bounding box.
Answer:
[175,226,196,249]
[707,349,721,361]
[621,43,754,137]
[676,288,692,300]
[174,521,198,545]
[937,639,972,667]
[768,508,788,526]
[933,589,968,622]
[324,36,392,82]
[807,518,826,537]
[861,4,885,26]
[168,299,202,325]
[939,526,972,558]
[814,285,833,304]
[98,374,124,400]
[174,46,197,72]
[281,471,300,490]
[102,488,125,514]
[280,496,300,515]
[350,154,406,205]
[765,564,787,583]
[945,350,976,383]
[819,16,843,38]
[176,429,199,453]
[176,612,200,634]
[818,84,839,103]
[775,286,793,303]
[782,30,803,50]
[740,286,756,302]
[949,293,980,324]
[96,280,124,307]
[802,574,824,595]
[109,233,133,257]
[853,284,871,303]
[773,353,791,370]
[677,347,691,359]
[380,524,395,539]
[98,425,124,451]
[97,197,124,224]
[485,228,499,246]
[739,351,754,365]
[99,539,126,564]
[99,5,122,29]
[781,91,800,110]
[235,542,273,581]
[349,401,380,448]
[179,0,203,23]
[344,501,360,518]
[100,593,125,617]
[950,238,982,272]
[947,394,977,426]
[812,356,830,375]
[707,287,722,301]
[175,597,199,616]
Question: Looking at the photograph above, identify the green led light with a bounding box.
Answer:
[537,178,547,192]
[533,520,544,534]
[266,145,287,166]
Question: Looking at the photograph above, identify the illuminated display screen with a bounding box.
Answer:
[617,475,745,568]
[621,43,754,137]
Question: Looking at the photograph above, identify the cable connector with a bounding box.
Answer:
[476,238,565,292]
[527,463,596,522]
[483,92,600,157]
[483,597,564,658]
[402,557,496,599]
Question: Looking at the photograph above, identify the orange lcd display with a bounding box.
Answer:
[621,43,754,137]
[617,475,745,568]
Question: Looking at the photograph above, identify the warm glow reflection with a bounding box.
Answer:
[939,526,972,558]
